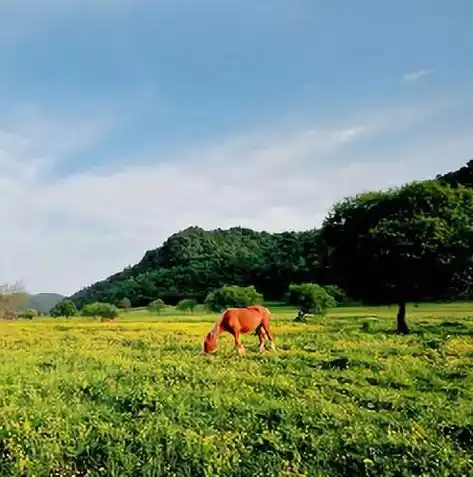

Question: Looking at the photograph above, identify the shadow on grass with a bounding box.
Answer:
[357,318,473,338]
[411,321,473,338]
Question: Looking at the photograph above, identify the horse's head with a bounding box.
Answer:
[202,330,218,354]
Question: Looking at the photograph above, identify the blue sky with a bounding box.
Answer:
[0,0,472,294]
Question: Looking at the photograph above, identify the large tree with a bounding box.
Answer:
[319,180,473,334]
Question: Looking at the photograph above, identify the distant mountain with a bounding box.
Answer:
[26,293,64,314]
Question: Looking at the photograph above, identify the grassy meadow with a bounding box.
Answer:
[1,303,473,476]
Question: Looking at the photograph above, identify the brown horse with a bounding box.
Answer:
[202,305,276,355]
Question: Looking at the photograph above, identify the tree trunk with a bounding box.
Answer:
[396,301,409,334]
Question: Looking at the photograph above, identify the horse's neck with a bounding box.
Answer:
[211,315,224,334]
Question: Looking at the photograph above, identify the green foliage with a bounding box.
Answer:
[20,308,39,320]
[319,179,473,333]
[437,158,473,189]
[2,303,473,475]
[204,285,263,312]
[81,302,119,319]
[50,299,78,318]
[66,159,473,313]
[68,226,318,308]
[147,298,166,315]
[176,298,198,313]
[323,284,346,305]
[119,297,132,311]
[286,283,336,318]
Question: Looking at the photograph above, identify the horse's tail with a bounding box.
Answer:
[262,306,271,325]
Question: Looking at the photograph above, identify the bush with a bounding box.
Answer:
[323,284,346,305]
[285,283,336,321]
[119,297,132,311]
[176,299,198,314]
[81,302,119,319]
[50,299,78,318]
[204,285,263,313]
[148,299,166,315]
[21,308,39,320]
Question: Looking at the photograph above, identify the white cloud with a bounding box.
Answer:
[402,69,434,83]
[0,99,472,295]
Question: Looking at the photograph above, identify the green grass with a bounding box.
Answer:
[2,303,473,476]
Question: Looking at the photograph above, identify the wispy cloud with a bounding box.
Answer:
[402,68,434,83]
[0,98,471,295]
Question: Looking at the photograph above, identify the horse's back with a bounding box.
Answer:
[247,305,271,321]
[222,306,266,333]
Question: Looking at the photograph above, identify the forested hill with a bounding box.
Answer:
[69,159,473,309]
[69,226,320,308]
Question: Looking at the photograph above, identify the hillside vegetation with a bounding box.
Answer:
[69,227,320,308]
[69,160,473,312]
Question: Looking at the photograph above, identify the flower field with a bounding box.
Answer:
[1,304,473,476]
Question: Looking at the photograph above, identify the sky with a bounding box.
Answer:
[0,0,472,295]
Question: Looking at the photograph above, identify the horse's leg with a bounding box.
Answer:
[231,328,245,355]
[256,325,266,352]
[261,317,276,351]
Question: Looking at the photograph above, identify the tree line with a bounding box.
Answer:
[68,226,322,308]
[4,159,472,333]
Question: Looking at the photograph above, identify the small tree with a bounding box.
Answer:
[119,297,132,312]
[50,299,78,318]
[148,298,166,315]
[323,285,346,306]
[0,281,28,320]
[21,308,39,320]
[204,285,263,313]
[176,298,198,314]
[285,283,336,321]
[81,302,119,319]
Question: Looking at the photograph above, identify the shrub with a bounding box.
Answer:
[285,283,336,321]
[204,285,263,313]
[323,284,346,305]
[176,298,198,314]
[148,299,166,315]
[21,308,39,320]
[119,297,132,311]
[50,299,78,318]
[81,302,119,319]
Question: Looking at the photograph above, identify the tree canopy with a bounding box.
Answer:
[148,299,166,315]
[319,179,473,333]
[81,302,119,319]
[204,285,263,312]
[176,299,198,313]
[285,283,337,321]
[50,299,78,318]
